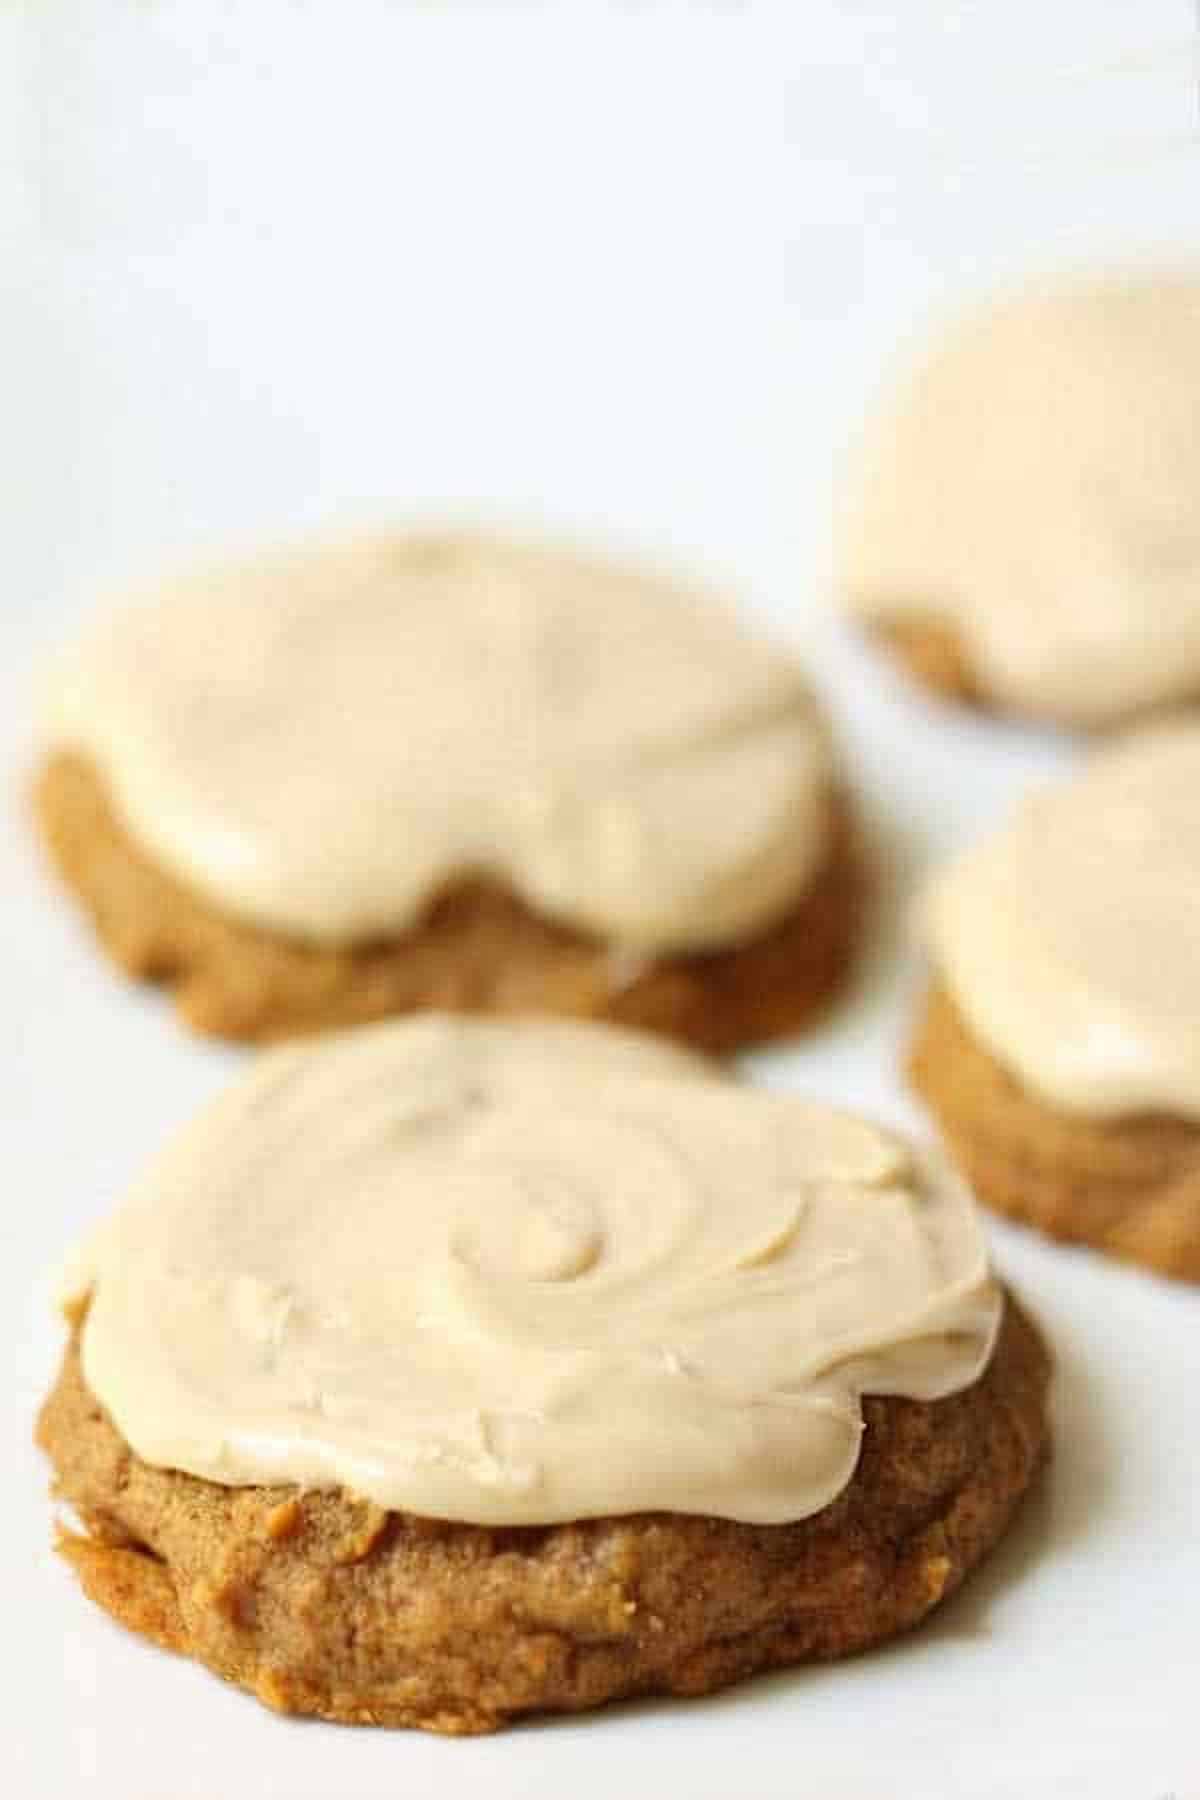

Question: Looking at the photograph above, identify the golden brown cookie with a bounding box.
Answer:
[34,753,863,1051]
[866,618,988,713]
[909,985,1200,1283]
[38,1299,1049,1735]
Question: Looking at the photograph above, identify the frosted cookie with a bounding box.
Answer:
[839,274,1200,728]
[35,533,860,1048]
[38,1015,1048,1733]
[911,721,1200,1281]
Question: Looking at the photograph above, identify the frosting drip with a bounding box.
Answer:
[44,534,833,952]
[63,1016,1001,1526]
[840,275,1200,724]
[922,721,1200,1120]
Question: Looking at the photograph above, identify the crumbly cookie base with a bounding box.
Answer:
[34,754,862,1052]
[910,985,1200,1283]
[38,1303,1049,1734]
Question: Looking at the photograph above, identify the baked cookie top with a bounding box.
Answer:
[840,274,1200,726]
[61,1015,1000,1526]
[44,533,834,953]
[921,720,1200,1121]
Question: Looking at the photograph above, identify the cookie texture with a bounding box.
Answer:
[38,1300,1049,1734]
[910,985,1200,1283]
[33,753,862,1051]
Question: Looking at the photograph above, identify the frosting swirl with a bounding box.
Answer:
[44,533,833,953]
[63,1016,1001,1525]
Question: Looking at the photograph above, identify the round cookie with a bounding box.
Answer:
[839,273,1200,728]
[35,533,861,1049]
[911,721,1200,1282]
[38,1015,1048,1733]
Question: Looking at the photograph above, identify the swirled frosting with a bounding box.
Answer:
[44,532,834,953]
[61,1016,1001,1526]
[922,721,1200,1120]
[840,274,1200,725]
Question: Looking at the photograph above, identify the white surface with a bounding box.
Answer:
[3,3,1199,1796]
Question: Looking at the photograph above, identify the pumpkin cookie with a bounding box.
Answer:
[840,274,1200,729]
[36,533,860,1049]
[38,1016,1048,1733]
[910,988,1200,1283]
[911,721,1200,1281]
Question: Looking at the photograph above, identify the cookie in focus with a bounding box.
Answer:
[40,1014,1049,1732]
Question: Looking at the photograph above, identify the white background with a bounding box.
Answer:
[3,3,1199,1796]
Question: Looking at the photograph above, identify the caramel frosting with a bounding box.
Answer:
[922,721,1200,1120]
[60,1016,1001,1526]
[44,533,834,953]
[840,274,1200,725]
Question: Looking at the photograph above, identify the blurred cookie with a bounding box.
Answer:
[39,1015,1048,1732]
[910,988,1200,1283]
[36,533,861,1047]
[840,274,1200,728]
[911,722,1200,1281]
